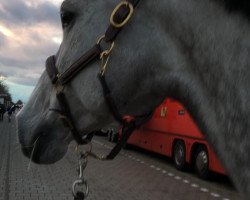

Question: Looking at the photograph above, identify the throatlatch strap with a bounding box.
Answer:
[98,73,124,124]
[105,112,152,160]
[105,122,136,160]
[98,71,153,160]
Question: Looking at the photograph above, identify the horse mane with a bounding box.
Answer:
[221,0,250,18]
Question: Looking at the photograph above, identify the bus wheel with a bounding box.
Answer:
[195,146,209,179]
[173,140,187,171]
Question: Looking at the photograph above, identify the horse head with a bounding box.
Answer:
[17,0,250,198]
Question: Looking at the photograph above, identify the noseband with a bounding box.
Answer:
[45,0,151,160]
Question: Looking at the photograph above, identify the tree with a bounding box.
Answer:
[0,80,12,103]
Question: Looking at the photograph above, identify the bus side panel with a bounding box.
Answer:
[127,129,141,146]
[149,130,173,156]
[126,98,226,176]
[166,99,204,139]
[138,128,152,151]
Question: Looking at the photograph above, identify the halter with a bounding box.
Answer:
[45,0,151,160]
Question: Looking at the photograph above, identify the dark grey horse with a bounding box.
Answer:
[17,0,250,199]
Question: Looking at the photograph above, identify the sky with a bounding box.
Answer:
[0,0,64,103]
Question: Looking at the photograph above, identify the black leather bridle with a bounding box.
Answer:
[45,0,151,160]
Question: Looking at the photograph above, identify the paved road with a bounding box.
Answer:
[0,115,241,200]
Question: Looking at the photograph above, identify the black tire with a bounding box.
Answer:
[194,145,210,179]
[173,140,187,171]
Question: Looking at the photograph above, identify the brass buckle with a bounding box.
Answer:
[110,1,134,28]
[97,35,115,75]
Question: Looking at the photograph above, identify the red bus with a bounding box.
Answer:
[118,98,226,179]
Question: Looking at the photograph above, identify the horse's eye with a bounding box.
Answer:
[61,11,75,29]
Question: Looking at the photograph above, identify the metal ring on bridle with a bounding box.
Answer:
[97,35,115,55]
[75,142,93,156]
[72,179,89,198]
[110,1,134,28]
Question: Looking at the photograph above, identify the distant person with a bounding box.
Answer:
[11,105,17,114]
[0,104,6,121]
[7,105,14,123]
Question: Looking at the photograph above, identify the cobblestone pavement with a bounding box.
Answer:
[0,115,241,200]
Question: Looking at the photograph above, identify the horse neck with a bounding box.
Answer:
[151,0,250,69]
[148,0,250,114]
[146,1,250,197]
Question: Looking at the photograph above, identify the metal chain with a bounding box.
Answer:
[72,145,91,200]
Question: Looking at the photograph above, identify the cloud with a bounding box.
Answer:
[0,0,63,79]
[0,21,62,86]
[0,0,60,26]
[0,32,6,47]
[0,0,63,101]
